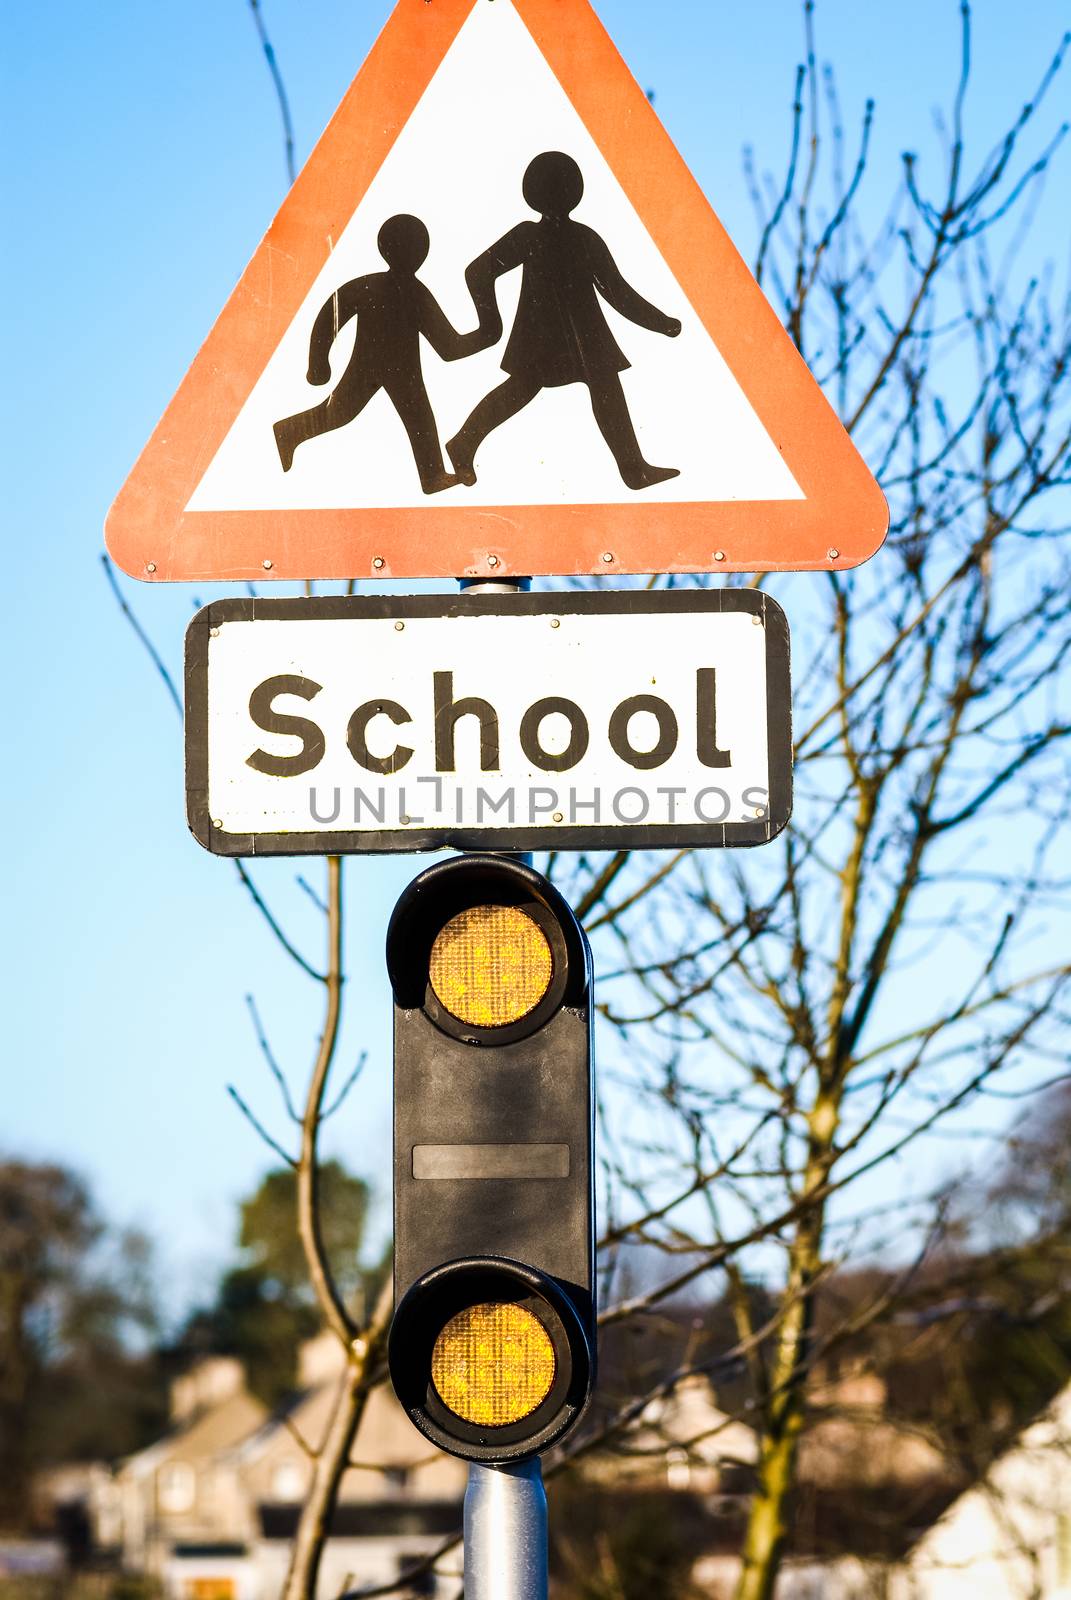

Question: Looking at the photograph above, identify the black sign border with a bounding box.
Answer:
[185,589,792,857]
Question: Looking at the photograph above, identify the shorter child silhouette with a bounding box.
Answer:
[274,214,479,494]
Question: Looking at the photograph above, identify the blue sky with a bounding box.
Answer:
[3,0,1067,1321]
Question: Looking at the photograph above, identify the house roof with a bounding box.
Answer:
[117,1387,268,1480]
[905,1377,1071,1565]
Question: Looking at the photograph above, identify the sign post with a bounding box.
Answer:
[455,572,544,1600]
[108,0,889,1589]
[465,1459,548,1600]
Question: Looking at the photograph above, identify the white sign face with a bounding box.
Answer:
[186,0,801,516]
[185,593,792,856]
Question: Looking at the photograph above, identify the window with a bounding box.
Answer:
[158,1461,196,1514]
[271,1460,305,1502]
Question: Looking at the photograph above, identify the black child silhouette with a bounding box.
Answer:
[273,214,479,494]
[447,151,682,491]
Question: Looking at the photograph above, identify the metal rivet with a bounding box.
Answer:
[553,812,564,823]
[550,618,561,629]
[754,808,765,818]
[487,554,499,567]
[714,550,726,562]
[209,626,220,637]
[827,547,840,560]
[146,562,156,574]
[394,621,405,632]
[212,819,223,830]
[400,814,411,825]
[372,556,385,569]
[263,559,273,570]
[752,615,763,626]
[601,551,614,564]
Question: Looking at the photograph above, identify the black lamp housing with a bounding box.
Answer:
[386,854,596,1462]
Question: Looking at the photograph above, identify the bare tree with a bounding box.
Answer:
[105,2,1070,1597]
[550,6,1071,1596]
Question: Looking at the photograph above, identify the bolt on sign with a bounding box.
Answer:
[184,590,791,856]
[106,0,887,584]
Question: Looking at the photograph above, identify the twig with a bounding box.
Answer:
[234,860,327,984]
[321,1052,369,1121]
[226,1084,296,1168]
[297,856,355,1347]
[100,555,182,717]
[247,0,296,186]
[297,874,329,915]
[245,994,300,1123]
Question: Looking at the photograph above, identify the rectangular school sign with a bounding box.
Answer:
[185,591,791,855]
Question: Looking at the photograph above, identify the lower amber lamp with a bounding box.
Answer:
[430,1302,557,1426]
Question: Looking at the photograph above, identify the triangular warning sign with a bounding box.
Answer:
[106,0,888,583]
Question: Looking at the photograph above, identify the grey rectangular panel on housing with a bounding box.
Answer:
[413,1144,571,1180]
[394,1006,594,1314]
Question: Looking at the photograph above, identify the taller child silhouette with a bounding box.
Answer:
[273,214,478,494]
[447,151,682,491]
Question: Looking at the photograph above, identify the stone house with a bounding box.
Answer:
[588,1374,759,1495]
[695,1380,1071,1599]
[95,1334,465,1599]
[896,1379,1071,1600]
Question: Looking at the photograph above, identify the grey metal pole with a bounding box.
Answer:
[464,1458,548,1600]
[459,577,532,595]
[456,575,546,1586]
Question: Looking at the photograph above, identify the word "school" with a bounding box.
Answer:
[246,669,735,778]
